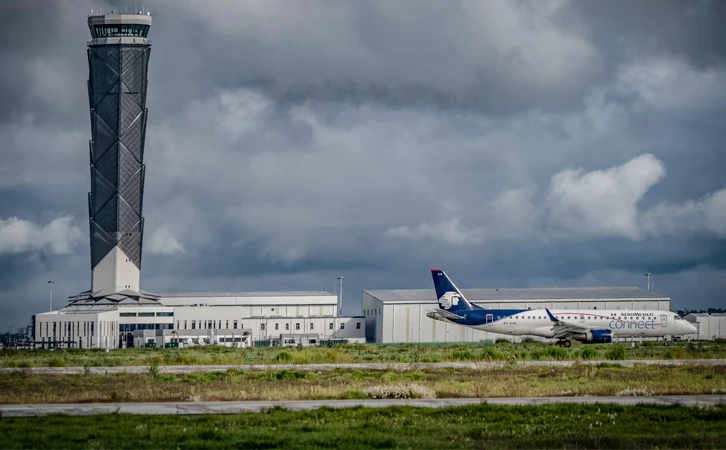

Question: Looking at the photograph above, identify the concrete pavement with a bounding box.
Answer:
[1,359,724,375]
[1,395,724,417]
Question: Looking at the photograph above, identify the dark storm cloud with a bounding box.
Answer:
[0,2,90,126]
[576,0,726,68]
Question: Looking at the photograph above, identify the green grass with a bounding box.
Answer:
[1,364,724,404]
[0,404,724,448]
[2,340,725,368]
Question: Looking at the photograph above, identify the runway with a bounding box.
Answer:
[1,358,724,375]
[1,395,723,417]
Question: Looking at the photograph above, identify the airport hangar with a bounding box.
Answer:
[362,287,671,343]
[684,313,726,341]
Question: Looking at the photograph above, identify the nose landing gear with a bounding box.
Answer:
[556,339,571,348]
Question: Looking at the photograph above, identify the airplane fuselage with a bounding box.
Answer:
[430,308,694,339]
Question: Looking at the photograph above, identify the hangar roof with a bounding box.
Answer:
[364,287,669,303]
[160,291,333,298]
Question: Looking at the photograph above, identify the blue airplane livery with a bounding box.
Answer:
[427,269,697,347]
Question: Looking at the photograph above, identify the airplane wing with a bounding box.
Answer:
[544,308,591,338]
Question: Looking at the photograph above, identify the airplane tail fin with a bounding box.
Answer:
[431,269,477,312]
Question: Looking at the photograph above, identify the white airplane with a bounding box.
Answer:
[427,269,697,347]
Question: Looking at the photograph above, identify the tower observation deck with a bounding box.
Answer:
[86,11,152,296]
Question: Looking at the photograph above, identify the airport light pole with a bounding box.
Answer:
[644,273,652,292]
[47,280,54,311]
[337,276,344,316]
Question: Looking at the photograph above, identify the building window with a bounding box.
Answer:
[329,323,333,330]
[138,312,155,317]
[356,322,361,329]
[295,323,300,330]
[310,323,314,330]
[120,312,137,317]
[286,323,290,331]
[218,321,221,329]
[177,321,180,329]
[275,323,279,330]
[184,320,187,329]
[261,323,266,331]
[192,320,196,329]
[340,323,345,330]
[226,320,229,329]
[233,320,238,329]
[156,312,173,317]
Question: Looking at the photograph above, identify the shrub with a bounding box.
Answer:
[262,370,310,381]
[545,346,568,361]
[48,357,66,368]
[275,351,293,363]
[479,347,502,361]
[579,347,598,360]
[605,345,627,361]
[148,363,160,379]
[364,383,435,399]
[451,349,475,361]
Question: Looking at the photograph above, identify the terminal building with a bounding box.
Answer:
[33,291,364,349]
[362,287,671,343]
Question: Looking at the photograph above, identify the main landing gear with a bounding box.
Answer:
[556,339,571,348]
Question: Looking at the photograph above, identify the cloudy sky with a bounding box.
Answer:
[1,0,725,329]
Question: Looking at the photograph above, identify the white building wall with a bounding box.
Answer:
[33,310,119,349]
[152,316,364,347]
[685,314,726,340]
[91,247,140,295]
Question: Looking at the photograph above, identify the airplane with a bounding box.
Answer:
[426,268,697,347]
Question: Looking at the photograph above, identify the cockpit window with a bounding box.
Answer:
[674,315,680,320]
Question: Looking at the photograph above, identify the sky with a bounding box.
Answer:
[1,0,725,329]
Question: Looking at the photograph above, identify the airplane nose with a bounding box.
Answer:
[686,323,697,334]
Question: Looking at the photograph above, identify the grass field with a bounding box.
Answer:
[1,364,724,404]
[2,340,726,368]
[1,404,725,449]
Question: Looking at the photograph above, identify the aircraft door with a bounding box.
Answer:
[660,315,667,327]
[486,314,493,325]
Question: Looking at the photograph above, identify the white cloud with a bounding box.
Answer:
[641,188,726,238]
[0,216,82,255]
[545,153,666,239]
[146,226,185,255]
[385,217,485,245]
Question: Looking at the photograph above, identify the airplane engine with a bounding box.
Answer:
[573,329,612,344]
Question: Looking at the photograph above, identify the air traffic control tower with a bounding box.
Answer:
[85,11,152,298]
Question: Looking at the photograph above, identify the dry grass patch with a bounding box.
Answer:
[0,364,724,404]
